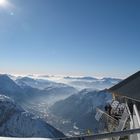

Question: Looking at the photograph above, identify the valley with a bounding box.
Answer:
[0,74,121,137]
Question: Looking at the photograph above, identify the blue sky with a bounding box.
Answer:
[0,0,140,78]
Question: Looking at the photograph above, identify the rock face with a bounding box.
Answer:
[0,95,64,138]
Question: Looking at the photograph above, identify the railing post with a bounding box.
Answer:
[133,104,140,140]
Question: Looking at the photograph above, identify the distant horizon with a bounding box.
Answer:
[0,71,136,79]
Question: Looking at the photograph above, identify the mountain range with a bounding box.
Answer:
[27,75,121,90]
[0,74,121,137]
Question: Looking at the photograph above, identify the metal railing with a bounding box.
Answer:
[59,128,140,140]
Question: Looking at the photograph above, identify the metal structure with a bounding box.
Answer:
[109,71,140,102]
[58,128,140,140]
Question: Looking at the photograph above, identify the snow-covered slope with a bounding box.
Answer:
[0,138,51,140]
[0,95,64,138]
[0,137,50,140]
[0,75,24,100]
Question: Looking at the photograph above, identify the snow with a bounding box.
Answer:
[12,74,121,90]
[0,138,51,140]
[0,95,64,138]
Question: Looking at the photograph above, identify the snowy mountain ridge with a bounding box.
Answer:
[10,74,122,90]
[0,95,64,138]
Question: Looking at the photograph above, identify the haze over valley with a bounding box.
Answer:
[0,74,121,136]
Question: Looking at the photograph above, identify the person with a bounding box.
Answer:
[105,104,108,112]
[105,103,112,115]
[108,104,112,115]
